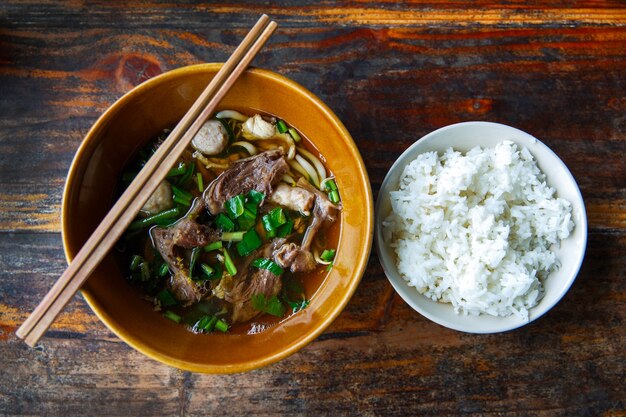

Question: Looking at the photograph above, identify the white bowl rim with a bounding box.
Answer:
[375,121,588,334]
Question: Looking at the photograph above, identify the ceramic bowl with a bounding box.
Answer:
[62,63,373,372]
[375,122,587,333]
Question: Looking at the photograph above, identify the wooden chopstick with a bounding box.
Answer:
[17,15,277,347]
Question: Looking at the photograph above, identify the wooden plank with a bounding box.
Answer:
[1,231,624,415]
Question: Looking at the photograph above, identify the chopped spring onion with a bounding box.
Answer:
[196,172,204,193]
[193,315,217,333]
[172,185,193,202]
[189,247,201,278]
[164,310,182,323]
[225,195,245,218]
[295,154,320,188]
[215,213,235,232]
[329,190,340,204]
[200,263,215,279]
[320,249,336,262]
[252,294,286,317]
[236,230,262,256]
[276,219,294,238]
[204,241,223,252]
[139,262,150,281]
[157,263,170,277]
[130,255,143,272]
[178,161,196,187]
[231,141,257,155]
[215,109,248,122]
[167,162,187,177]
[215,319,229,332]
[173,194,191,207]
[247,189,265,205]
[288,127,301,142]
[221,231,245,241]
[156,289,178,307]
[262,207,287,237]
[324,178,338,191]
[237,208,257,231]
[298,147,327,184]
[223,249,237,276]
[251,258,284,276]
[276,120,288,134]
[128,207,180,231]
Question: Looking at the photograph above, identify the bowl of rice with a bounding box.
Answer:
[375,122,587,333]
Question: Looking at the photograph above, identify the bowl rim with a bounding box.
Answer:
[61,63,374,372]
[375,121,587,334]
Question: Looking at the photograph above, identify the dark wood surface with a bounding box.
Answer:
[1,1,625,416]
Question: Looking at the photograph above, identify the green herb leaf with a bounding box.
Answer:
[236,230,262,256]
[251,294,286,317]
[225,195,245,218]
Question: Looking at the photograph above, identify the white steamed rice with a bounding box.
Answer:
[383,140,574,320]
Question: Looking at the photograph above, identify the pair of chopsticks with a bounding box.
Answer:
[16,15,278,347]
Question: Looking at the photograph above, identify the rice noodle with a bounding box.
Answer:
[295,154,320,188]
[288,159,310,182]
[215,110,247,122]
[298,147,326,184]
[282,174,296,185]
[231,141,257,155]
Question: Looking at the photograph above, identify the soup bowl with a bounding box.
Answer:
[62,64,373,373]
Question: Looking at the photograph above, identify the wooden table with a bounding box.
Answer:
[1,2,625,415]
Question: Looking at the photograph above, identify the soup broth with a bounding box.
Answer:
[117,110,341,335]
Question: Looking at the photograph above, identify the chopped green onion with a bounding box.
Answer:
[164,310,181,323]
[223,249,237,276]
[156,289,178,307]
[140,262,150,281]
[225,195,245,218]
[288,127,301,142]
[157,263,170,277]
[173,194,191,207]
[171,185,193,202]
[215,213,235,232]
[167,162,187,177]
[236,230,262,256]
[204,241,223,252]
[328,190,340,204]
[130,255,143,272]
[276,120,288,134]
[196,172,204,193]
[193,315,217,333]
[177,161,196,187]
[200,263,215,278]
[320,249,336,262]
[252,294,286,317]
[236,209,257,231]
[189,247,201,278]
[326,262,334,272]
[246,190,265,205]
[276,219,294,237]
[243,202,258,217]
[326,178,338,191]
[215,319,229,333]
[128,207,180,231]
[222,231,245,241]
[251,258,284,276]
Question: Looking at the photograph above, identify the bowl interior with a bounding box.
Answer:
[62,64,373,372]
[375,122,587,333]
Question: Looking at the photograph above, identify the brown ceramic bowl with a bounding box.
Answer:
[62,63,373,373]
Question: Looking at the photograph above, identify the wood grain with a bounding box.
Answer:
[0,1,625,416]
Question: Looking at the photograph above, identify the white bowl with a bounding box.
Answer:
[375,121,587,333]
